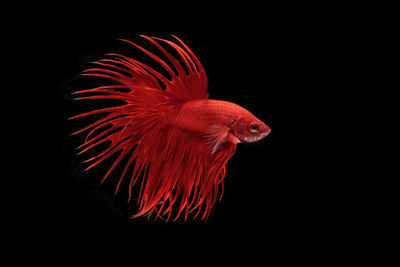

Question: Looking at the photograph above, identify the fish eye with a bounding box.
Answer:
[249,123,259,133]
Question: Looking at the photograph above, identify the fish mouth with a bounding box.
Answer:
[263,127,271,138]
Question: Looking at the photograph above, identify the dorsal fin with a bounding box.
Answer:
[120,35,208,102]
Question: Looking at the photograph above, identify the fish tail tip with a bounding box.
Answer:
[129,213,140,219]
[170,34,181,41]
[138,35,153,40]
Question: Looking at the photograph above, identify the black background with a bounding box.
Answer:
[23,4,376,260]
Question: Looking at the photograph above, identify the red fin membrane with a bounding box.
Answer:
[70,36,236,221]
[130,127,236,221]
[205,124,231,154]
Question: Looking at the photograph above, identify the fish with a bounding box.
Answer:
[69,35,271,221]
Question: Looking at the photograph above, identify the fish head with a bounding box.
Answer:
[231,114,271,143]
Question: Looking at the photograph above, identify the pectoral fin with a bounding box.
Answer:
[205,124,236,154]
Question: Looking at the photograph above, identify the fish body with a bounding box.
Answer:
[170,99,270,149]
[70,35,270,221]
[172,100,249,132]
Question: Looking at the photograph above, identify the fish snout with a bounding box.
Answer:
[261,125,271,138]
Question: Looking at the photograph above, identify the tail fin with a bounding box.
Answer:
[70,36,233,221]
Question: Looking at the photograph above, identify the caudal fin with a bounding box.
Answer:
[70,36,234,221]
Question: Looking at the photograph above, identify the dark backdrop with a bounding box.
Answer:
[31,6,365,259]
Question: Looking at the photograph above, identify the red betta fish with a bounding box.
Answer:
[70,35,271,221]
